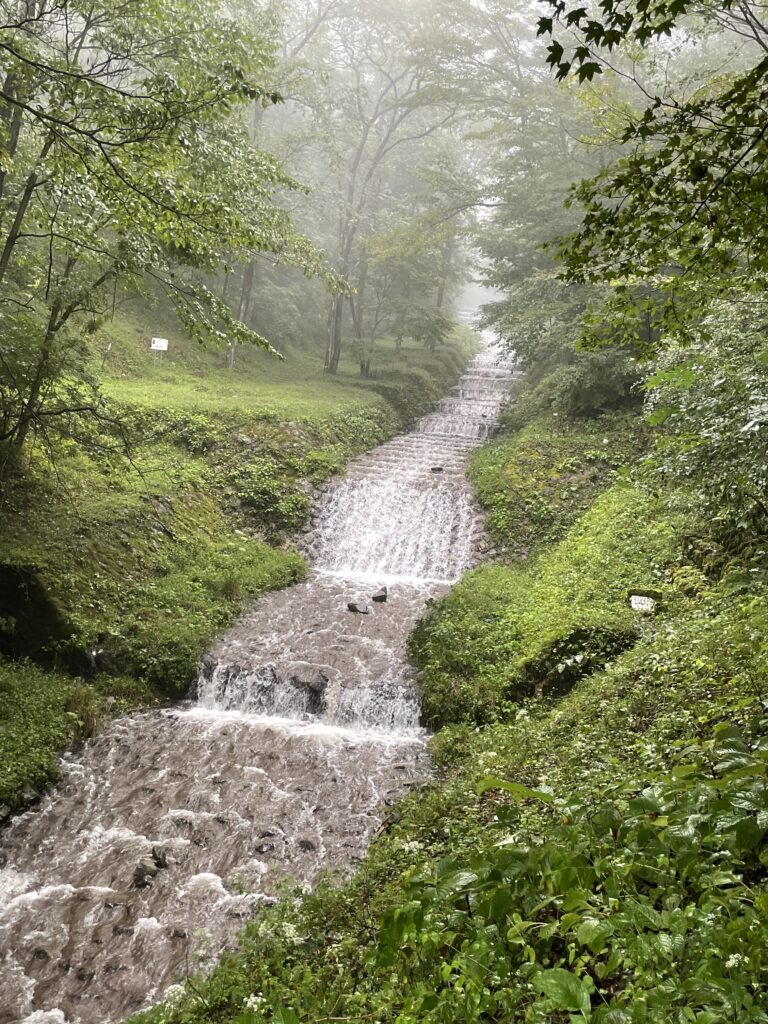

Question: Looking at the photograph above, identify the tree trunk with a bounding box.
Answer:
[0,136,54,288]
[238,260,255,323]
[351,253,368,343]
[436,234,455,311]
[0,73,24,214]
[7,302,60,459]
[325,294,344,373]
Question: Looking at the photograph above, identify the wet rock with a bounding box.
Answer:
[0,803,11,823]
[20,786,40,808]
[288,671,328,715]
[371,586,388,604]
[86,646,118,675]
[347,602,369,615]
[256,843,275,854]
[132,859,159,887]
[430,465,444,473]
[0,849,7,869]
[151,846,168,869]
[298,838,316,852]
[259,829,277,838]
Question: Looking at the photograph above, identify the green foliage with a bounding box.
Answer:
[536,0,768,347]
[468,412,642,556]
[0,0,336,474]
[545,349,643,418]
[380,706,768,1022]
[409,483,680,727]
[111,540,304,693]
[537,0,710,79]
[0,661,78,807]
[0,661,157,808]
[228,460,311,536]
[642,304,768,552]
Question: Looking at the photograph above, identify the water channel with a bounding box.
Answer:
[0,329,517,1024]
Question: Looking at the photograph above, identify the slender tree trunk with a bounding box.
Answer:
[0,136,54,288]
[325,294,344,373]
[0,73,25,213]
[436,234,455,311]
[351,252,368,343]
[238,260,255,323]
[8,301,60,457]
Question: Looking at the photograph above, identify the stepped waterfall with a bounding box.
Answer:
[0,330,517,1024]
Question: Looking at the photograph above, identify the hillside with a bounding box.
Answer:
[0,314,476,811]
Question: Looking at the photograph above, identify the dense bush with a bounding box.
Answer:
[111,540,305,693]
[228,459,312,536]
[644,305,768,553]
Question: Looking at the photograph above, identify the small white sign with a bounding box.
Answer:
[630,594,657,614]
[150,336,169,351]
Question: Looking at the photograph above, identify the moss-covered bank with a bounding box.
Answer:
[0,323,476,810]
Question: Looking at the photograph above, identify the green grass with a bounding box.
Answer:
[468,410,643,559]
[98,304,472,420]
[410,482,682,728]
[0,661,158,808]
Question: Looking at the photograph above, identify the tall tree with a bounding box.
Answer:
[0,0,330,476]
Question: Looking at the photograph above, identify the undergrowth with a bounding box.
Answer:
[468,411,642,559]
[409,483,681,728]
[131,540,768,1024]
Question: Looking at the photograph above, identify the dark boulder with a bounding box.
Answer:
[371,586,388,604]
[132,859,159,888]
[347,602,369,615]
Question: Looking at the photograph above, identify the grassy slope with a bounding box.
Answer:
[131,408,768,1024]
[0,312,475,809]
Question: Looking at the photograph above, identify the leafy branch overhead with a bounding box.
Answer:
[536,0,730,80]
[0,0,336,474]
[535,0,768,348]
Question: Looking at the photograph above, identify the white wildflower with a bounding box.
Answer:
[163,984,186,1008]
[244,993,266,1011]
[726,953,747,969]
[281,921,306,945]
[401,840,423,854]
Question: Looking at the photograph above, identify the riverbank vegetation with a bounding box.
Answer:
[123,0,768,1020]
[0,319,472,810]
[2,0,768,1017]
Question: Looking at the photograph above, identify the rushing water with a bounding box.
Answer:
[0,329,518,1024]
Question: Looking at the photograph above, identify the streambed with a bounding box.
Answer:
[0,331,517,1024]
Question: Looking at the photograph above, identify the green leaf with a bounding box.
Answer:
[476,777,554,802]
[533,967,592,1015]
[273,1010,300,1024]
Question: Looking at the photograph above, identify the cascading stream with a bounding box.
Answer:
[0,328,519,1024]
